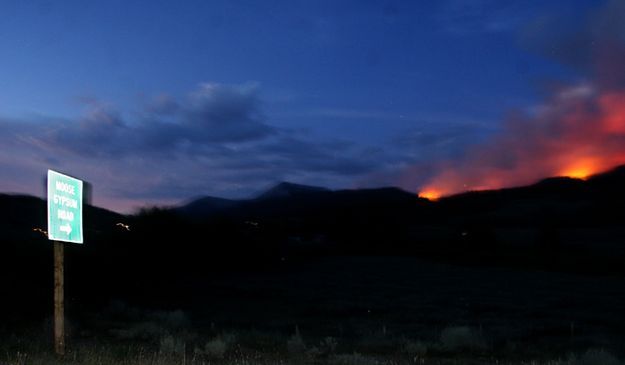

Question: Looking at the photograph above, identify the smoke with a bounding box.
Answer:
[405,0,625,199]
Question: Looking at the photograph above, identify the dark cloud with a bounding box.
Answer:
[520,0,625,89]
[257,137,375,175]
[144,94,180,116]
[44,83,275,158]
[389,121,498,166]
[88,133,386,206]
[399,82,625,197]
[437,0,534,35]
[393,123,491,148]
[180,83,274,143]
[393,0,625,197]
[0,82,392,211]
[51,105,130,157]
[588,0,625,42]
[520,14,595,72]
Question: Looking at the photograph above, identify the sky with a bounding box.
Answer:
[0,0,620,213]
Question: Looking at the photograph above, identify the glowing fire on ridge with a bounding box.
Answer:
[419,189,441,201]
[413,88,625,199]
[560,167,593,180]
[558,157,600,180]
[409,2,625,200]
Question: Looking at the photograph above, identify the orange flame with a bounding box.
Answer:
[403,4,625,197]
[560,166,593,180]
[408,88,625,197]
[419,189,441,201]
[558,157,600,180]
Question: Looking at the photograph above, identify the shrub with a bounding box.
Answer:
[573,349,622,365]
[193,333,236,359]
[287,327,306,354]
[330,352,379,365]
[154,310,189,329]
[319,336,338,354]
[307,336,339,358]
[439,326,487,352]
[111,321,167,340]
[159,335,186,355]
[401,339,428,356]
[197,337,228,358]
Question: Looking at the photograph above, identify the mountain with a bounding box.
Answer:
[174,183,425,221]
[173,182,334,219]
[172,166,625,227]
[586,164,625,193]
[256,182,331,200]
[175,196,240,218]
[440,164,625,202]
[0,193,124,240]
[1,167,625,326]
[437,165,625,214]
[2,165,625,293]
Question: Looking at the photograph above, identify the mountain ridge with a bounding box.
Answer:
[175,164,625,220]
[3,164,625,220]
[256,182,331,200]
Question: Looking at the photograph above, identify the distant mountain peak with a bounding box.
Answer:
[175,195,239,217]
[257,182,330,200]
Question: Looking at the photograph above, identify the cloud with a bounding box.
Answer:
[520,0,625,89]
[400,81,625,198]
[0,82,390,212]
[396,0,625,198]
[43,83,274,159]
[261,136,381,176]
[436,0,534,35]
[50,105,130,157]
[181,83,274,143]
[304,108,401,120]
[144,94,180,115]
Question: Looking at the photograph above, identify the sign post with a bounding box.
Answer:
[47,169,84,356]
[53,242,64,356]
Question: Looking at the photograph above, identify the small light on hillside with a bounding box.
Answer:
[33,227,48,237]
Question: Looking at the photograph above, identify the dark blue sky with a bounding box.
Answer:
[0,0,611,212]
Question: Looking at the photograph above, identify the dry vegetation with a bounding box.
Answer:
[2,320,622,365]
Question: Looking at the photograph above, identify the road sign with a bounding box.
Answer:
[47,170,83,244]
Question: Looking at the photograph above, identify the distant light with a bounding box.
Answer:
[116,223,131,231]
[33,227,48,236]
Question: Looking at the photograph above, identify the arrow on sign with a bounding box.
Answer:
[59,224,72,235]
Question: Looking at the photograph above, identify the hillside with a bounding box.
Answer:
[0,166,624,320]
[1,167,625,361]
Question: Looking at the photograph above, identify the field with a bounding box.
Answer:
[2,256,624,364]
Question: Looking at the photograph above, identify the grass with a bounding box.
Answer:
[2,346,623,365]
[2,256,624,364]
[1,324,623,365]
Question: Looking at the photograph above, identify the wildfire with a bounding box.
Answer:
[561,167,592,180]
[404,3,625,197]
[419,189,441,201]
[558,158,600,180]
[409,87,625,197]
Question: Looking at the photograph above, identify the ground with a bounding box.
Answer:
[2,256,624,364]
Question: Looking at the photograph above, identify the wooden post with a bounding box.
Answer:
[53,241,65,356]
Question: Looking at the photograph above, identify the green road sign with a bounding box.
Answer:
[47,170,83,244]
